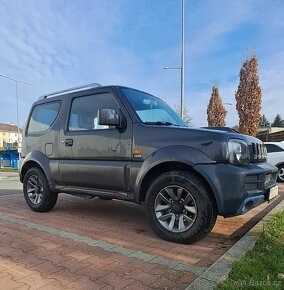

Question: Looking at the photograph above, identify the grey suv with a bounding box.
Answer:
[19,84,279,243]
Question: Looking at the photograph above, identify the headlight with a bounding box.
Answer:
[228,139,250,165]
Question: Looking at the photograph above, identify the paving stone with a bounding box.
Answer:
[68,276,107,290]
[17,254,46,268]
[38,281,67,289]
[66,250,94,261]
[97,272,135,290]
[32,261,65,276]
[58,258,89,273]
[102,262,134,277]
[76,265,108,280]
[18,272,57,289]
[123,269,159,286]
[0,274,26,289]
[6,265,36,280]
[40,241,61,251]
[42,253,72,265]
[47,269,83,285]
[124,281,150,290]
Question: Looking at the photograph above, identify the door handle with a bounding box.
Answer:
[63,139,73,147]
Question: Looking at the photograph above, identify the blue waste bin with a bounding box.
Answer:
[12,160,18,169]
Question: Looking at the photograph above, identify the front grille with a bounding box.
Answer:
[250,142,267,162]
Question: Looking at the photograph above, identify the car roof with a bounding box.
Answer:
[34,84,163,107]
[38,84,119,100]
[264,141,284,149]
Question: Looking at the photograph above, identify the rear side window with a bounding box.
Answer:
[266,144,284,153]
[28,102,60,133]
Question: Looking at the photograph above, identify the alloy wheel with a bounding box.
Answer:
[154,185,198,233]
[27,175,43,205]
[279,167,284,182]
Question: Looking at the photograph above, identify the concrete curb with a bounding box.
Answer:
[186,199,284,290]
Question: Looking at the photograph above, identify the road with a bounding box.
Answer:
[0,171,22,195]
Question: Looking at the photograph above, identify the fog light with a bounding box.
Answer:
[265,174,272,186]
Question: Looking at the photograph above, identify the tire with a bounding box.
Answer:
[145,171,217,244]
[277,165,284,182]
[98,196,112,200]
[23,167,58,212]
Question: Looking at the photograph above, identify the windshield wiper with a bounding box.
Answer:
[144,121,179,126]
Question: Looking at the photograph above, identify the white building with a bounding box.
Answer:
[0,123,22,148]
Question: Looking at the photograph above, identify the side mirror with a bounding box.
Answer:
[98,108,121,127]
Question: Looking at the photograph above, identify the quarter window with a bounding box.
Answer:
[28,102,60,133]
[68,93,119,131]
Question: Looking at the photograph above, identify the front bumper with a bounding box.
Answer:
[194,162,278,217]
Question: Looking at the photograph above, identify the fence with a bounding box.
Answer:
[257,129,284,142]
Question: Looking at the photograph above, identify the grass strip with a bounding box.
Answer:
[217,210,284,290]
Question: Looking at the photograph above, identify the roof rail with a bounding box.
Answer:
[38,83,102,100]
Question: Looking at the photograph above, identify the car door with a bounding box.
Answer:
[58,88,132,192]
[266,144,284,166]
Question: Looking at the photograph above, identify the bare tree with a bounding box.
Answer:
[207,85,227,126]
[235,54,262,136]
[174,105,192,126]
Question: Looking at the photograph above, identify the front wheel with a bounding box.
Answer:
[145,171,217,244]
[277,165,284,182]
[23,167,58,212]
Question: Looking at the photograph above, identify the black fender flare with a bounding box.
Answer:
[275,162,284,168]
[134,145,215,197]
[20,151,55,191]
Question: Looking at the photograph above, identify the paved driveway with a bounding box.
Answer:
[0,171,283,289]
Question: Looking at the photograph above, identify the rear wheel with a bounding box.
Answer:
[277,165,284,182]
[145,171,217,244]
[23,167,58,212]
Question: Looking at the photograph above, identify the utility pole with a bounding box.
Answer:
[0,74,32,147]
[181,0,185,119]
[163,0,185,119]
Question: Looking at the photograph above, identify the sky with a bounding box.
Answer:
[0,0,283,128]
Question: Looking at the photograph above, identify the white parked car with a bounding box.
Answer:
[265,141,284,182]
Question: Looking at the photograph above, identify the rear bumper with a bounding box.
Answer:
[194,162,278,217]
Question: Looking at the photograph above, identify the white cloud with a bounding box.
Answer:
[0,0,283,129]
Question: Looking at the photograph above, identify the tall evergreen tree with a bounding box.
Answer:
[235,54,262,136]
[259,114,270,128]
[271,114,284,127]
[207,85,227,127]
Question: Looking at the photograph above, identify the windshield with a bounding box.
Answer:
[122,88,187,127]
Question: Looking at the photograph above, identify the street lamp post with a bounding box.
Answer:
[163,0,185,119]
[181,0,184,119]
[0,74,32,146]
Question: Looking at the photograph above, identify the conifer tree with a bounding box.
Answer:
[235,54,262,136]
[207,85,227,127]
[271,114,284,127]
[259,114,270,128]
